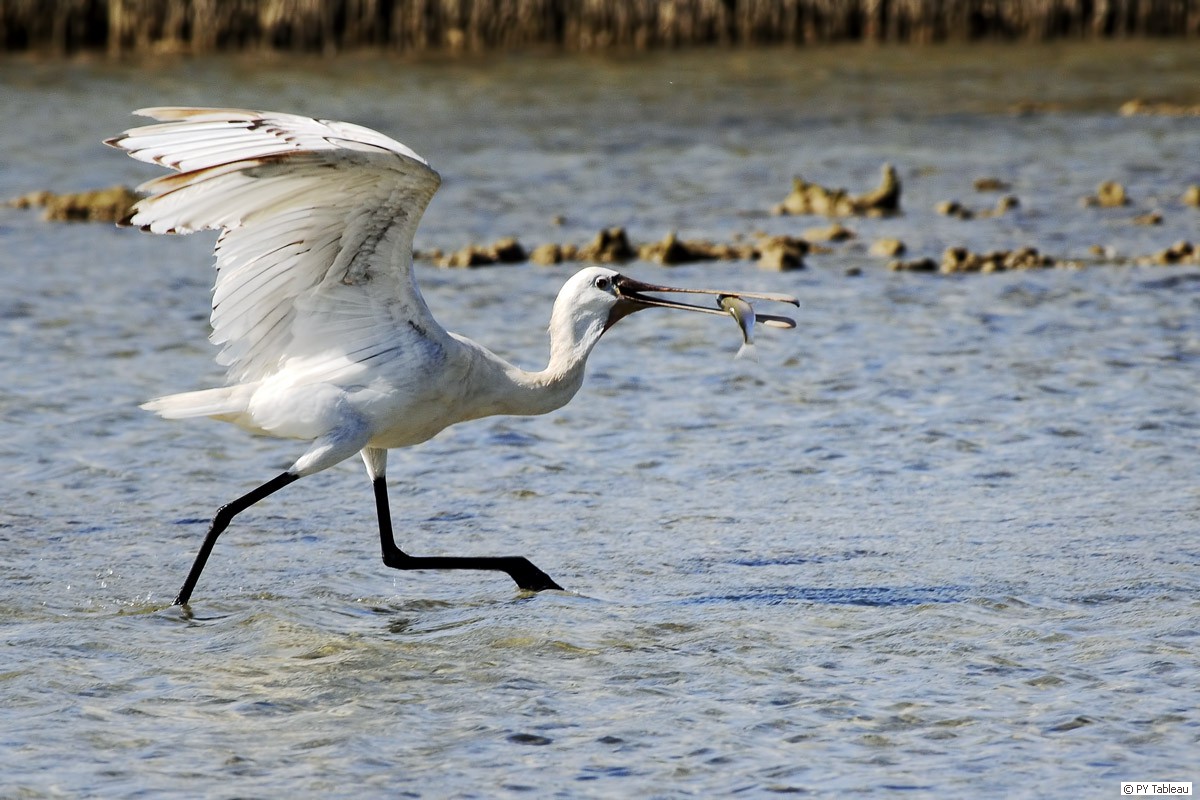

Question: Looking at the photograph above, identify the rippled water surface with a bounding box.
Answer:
[2,43,1198,796]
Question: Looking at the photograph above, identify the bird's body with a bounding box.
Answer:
[107,107,797,605]
[149,290,592,469]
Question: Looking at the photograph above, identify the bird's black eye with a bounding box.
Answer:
[594,275,612,291]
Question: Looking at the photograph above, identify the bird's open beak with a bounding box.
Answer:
[611,275,799,329]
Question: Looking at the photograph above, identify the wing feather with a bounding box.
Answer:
[211,241,311,333]
[107,107,443,383]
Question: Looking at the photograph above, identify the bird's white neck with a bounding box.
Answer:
[526,301,610,413]
[467,290,610,419]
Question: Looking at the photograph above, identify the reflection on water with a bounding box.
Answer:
[1,42,1198,797]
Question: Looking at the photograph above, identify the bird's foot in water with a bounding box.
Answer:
[502,557,564,592]
[380,550,564,592]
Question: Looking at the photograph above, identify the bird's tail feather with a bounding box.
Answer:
[141,384,253,421]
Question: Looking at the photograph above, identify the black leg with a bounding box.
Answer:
[372,476,563,592]
[174,471,300,606]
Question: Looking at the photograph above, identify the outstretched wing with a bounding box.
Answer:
[106,107,443,383]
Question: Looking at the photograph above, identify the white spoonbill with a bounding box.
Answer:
[107,107,799,606]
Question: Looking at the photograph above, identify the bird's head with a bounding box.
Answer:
[549,266,799,360]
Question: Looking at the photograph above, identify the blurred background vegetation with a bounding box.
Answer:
[2,0,1197,57]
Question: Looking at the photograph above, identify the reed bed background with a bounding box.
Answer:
[3,0,1198,56]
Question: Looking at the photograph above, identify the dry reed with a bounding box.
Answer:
[2,0,1197,55]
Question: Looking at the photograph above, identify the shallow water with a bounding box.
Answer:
[2,43,1199,796]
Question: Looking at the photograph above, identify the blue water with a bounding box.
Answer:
[1,43,1198,797]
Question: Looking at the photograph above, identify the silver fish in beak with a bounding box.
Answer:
[720,295,756,345]
[720,295,757,359]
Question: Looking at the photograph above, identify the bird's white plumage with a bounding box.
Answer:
[108,108,626,480]
[109,107,441,384]
[110,107,798,488]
